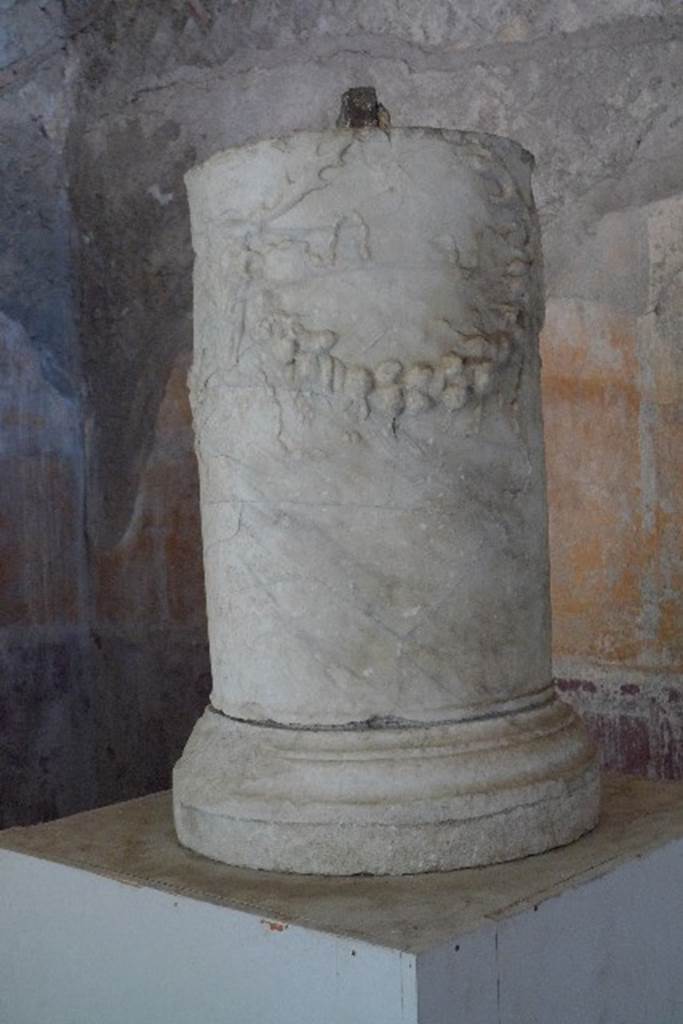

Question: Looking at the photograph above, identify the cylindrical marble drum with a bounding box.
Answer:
[173,126,600,875]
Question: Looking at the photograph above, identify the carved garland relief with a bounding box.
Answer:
[259,312,510,421]
[208,137,535,425]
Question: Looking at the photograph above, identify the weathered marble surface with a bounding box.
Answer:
[187,128,547,726]
[174,127,599,874]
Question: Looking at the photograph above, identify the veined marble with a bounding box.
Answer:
[174,127,600,874]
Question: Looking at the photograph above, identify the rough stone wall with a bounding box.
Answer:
[2,1,682,826]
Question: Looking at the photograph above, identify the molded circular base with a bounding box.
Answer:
[173,695,600,875]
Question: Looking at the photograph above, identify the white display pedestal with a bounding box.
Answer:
[2,775,682,1024]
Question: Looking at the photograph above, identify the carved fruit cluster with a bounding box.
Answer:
[260,315,502,421]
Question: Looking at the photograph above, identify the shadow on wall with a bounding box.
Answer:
[87,352,211,812]
[0,316,210,828]
[0,312,92,826]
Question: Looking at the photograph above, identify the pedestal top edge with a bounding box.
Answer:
[2,775,683,954]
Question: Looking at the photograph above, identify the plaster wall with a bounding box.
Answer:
[0,2,91,825]
[1,0,682,825]
[69,0,683,781]
[0,2,209,826]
